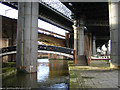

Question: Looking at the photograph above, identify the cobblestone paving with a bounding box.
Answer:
[69,61,120,89]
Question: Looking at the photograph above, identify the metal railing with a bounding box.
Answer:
[1,45,73,56]
[38,45,73,55]
[1,46,16,53]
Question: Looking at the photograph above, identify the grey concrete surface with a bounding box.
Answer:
[16,2,38,73]
[69,61,119,89]
[109,2,120,68]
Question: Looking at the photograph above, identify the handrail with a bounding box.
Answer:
[1,45,73,55]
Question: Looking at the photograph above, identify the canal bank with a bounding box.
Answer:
[68,61,119,89]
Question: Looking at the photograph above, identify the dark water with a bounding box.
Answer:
[2,59,69,89]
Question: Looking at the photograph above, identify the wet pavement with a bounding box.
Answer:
[69,61,120,89]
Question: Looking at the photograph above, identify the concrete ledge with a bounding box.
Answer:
[69,62,111,71]
[68,61,90,89]
[69,66,111,71]
[68,61,119,89]
[110,63,120,70]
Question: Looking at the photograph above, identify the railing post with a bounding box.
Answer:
[73,50,77,64]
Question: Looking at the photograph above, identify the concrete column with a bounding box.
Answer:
[72,19,87,65]
[92,36,96,56]
[109,2,120,68]
[16,2,38,73]
[72,20,78,54]
[108,40,111,55]
[78,26,84,56]
[77,20,87,65]
[89,33,92,57]
[72,20,78,64]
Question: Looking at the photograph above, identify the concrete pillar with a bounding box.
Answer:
[90,33,92,57]
[72,20,78,54]
[16,2,38,73]
[72,20,78,65]
[108,40,111,55]
[109,2,120,68]
[72,19,87,65]
[78,25,84,56]
[92,36,96,56]
[77,20,87,65]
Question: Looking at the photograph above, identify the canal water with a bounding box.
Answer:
[2,59,69,89]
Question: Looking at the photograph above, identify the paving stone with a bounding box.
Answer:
[69,61,119,89]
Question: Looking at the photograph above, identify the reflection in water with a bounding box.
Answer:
[37,59,69,89]
[49,60,68,77]
[37,59,49,82]
[3,59,69,89]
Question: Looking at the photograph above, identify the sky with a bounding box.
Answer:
[0,3,68,38]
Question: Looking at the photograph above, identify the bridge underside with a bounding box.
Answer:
[63,2,110,47]
[2,2,110,47]
[63,2,120,68]
[1,1,120,72]
[2,2,73,32]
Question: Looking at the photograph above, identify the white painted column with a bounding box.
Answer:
[109,1,120,68]
[16,2,38,73]
[72,21,78,54]
[92,36,96,56]
[72,20,78,64]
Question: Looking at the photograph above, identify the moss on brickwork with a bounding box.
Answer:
[2,62,17,79]
[2,67,17,79]
[2,62,16,68]
[70,73,76,78]
[2,67,16,73]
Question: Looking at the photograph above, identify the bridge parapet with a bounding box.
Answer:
[0,45,73,58]
[1,46,16,53]
[38,45,73,55]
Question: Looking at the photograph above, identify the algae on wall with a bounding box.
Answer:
[2,62,17,79]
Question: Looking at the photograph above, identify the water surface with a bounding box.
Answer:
[2,59,69,89]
